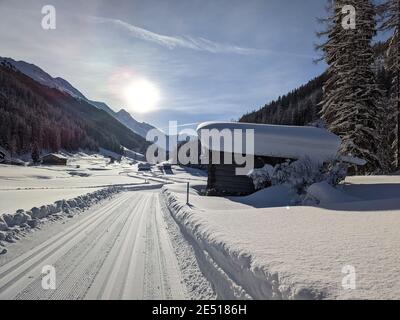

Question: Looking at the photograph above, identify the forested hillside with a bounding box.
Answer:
[240,42,392,127]
[0,65,149,156]
[240,74,327,126]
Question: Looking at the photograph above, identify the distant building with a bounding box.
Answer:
[137,162,151,171]
[0,146,10,163]
[157,162,172,174]
[197,122,342,196]
[41,153,67,166]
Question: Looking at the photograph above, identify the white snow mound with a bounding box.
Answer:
[229,185,297,208]
[197,122,341,163]
[307,181,360,204]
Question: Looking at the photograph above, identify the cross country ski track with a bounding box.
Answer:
[0,190,187,300]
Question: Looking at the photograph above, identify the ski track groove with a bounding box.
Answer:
[0,193,133,298]
[15,194,142,300]
[83,194,147,299]
[0,191,188,300]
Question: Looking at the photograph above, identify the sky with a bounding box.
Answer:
[0,0,328,130]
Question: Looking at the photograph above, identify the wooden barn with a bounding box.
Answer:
[41,153,68,166]
[197,122,342,196]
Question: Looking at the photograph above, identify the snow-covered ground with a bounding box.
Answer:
[2,152,400,300]
[134,165,207,185]
[0,152,148,214]
[161,175,400,300]
[0,153,215,300]
[0,188,102,214]
[0,190,205,299]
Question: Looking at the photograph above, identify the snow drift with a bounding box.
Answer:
[161,180,400,300]
[306,181,360,204]
[228,185,297,208]
[0,187,122,254]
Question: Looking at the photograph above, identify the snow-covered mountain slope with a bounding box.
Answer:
[115,109,159,139]
[0,64,150,155]
[88,100,116,116]
[0,57,160,139]
[0,57,86,99]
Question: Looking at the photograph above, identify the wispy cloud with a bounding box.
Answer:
[88,16,262,55]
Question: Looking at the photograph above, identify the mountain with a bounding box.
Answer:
[88,100,116,116]
[115,109,159,138]
[0,57,159,140]
[0,57,87,99]
[0,63,150,156]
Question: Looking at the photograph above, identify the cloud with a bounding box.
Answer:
[88,16,262,55]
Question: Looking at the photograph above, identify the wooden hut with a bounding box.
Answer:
[41,153,67,166]
[197,122,342,196]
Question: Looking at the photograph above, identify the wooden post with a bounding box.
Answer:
[397,32,400,170]
[186,182,190,205]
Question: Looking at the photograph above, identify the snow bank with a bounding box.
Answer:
[162,186,302,300]
[229,185,297,208]
[0,187,122,253]
[161,183,400,300]
[306,181,360,204]
[197,122,341,163]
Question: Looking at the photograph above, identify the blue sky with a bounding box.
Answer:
[0,0,328,129]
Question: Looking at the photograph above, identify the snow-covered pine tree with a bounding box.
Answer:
[317,0,343,129]
[319,0,387,174]
[380,0,400,169]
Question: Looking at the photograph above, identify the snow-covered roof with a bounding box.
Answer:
[0,146,10,162]
[0,146,8,154]
[197,122,341,162]
[42,153,68,160]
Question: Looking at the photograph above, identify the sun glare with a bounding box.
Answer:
[123,79,161,113]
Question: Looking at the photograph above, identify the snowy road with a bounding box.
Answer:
[0,191,187,300]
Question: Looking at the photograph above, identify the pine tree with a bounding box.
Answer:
[318,0,387,173]
[380,0,400,169]
[31,142,40,163]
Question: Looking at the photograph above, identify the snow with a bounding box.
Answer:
[0,57,85,99]
[0,188,101,214]
[2,144,399,300]
[339,155,367,166]
[306,181,360,204]
[122,147,145,161]
[165,183,250,211]
[228,185,296,208]
[197,121,341,163]
[342,175,400,201]
[161,174,400,299]
[115,109,160,140]
[0,186,122,251]
[0,190,197,299]
[0,152,147,214]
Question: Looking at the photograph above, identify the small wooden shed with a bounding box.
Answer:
[197,122,342,196]
[41,153,67,166]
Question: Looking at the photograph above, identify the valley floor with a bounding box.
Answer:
[1,153,400,300]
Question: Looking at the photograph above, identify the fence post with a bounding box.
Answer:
[186,182,189,205]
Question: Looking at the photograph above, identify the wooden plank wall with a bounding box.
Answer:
[206,152,288,196]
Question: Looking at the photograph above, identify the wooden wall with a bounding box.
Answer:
[206,152,288,196]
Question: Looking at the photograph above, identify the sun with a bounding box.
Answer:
[123,79,161,113]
